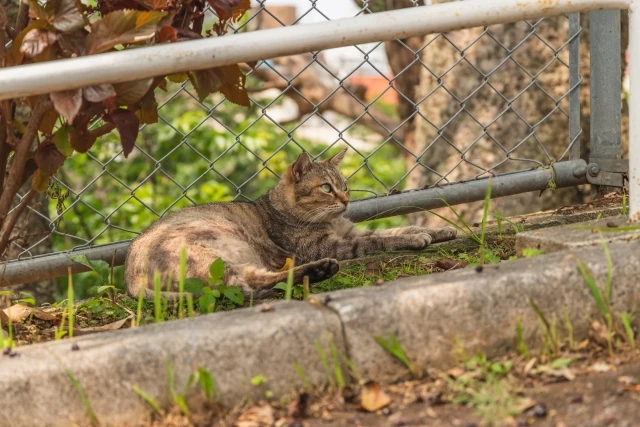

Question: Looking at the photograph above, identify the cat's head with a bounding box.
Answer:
[275,149,350,222]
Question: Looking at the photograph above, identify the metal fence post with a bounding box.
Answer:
[588,10,626,192]
[569,13,582,160]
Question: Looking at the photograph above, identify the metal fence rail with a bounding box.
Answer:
[0,0,635,285]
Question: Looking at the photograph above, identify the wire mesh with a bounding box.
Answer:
[6,0,581,262]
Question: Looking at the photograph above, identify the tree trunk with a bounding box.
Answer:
[408,5,629,225]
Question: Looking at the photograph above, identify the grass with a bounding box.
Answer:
[374,333,415,376]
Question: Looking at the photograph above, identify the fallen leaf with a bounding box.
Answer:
[589,320,610,348]
[365,261,381,276]
[2,304,57,322]
[589,362,613,373]
[446,367,465,378]
[534,365,575,381]
[235,403,275,427]
[626,384,640,392]
[360,380,391,412]
[618,376,637,386]
[74,314,133,335]
[523,357,537,376]
[51,88,83,124]
[435,258,468,270]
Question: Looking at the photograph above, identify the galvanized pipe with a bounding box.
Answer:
[0,0,630,100]
[346,160,588,222]
[0,161,588,286]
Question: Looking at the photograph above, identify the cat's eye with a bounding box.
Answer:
[320,184,332,193]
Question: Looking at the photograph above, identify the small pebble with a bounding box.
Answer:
[375,279,385,286]
[531,403,547,418]
[475,265,484,273]
[323,295,332,305]
[71,343,80,351]
[607,221,618,228]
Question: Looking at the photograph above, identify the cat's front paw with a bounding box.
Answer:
[399,233,433,250]
[412,226,457,243]
[303,258,340,283]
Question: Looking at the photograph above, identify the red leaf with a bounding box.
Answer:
[188,69,222,101]
[140,0,169,10]
[20,29,58,58]
[113,78,153,106]
[35,141,66,176]
[157,25,177,43]
[207,0,250,21]
[218,64,250,107]
[10,20,49,65]
[51,0,87,33]
[85,10,168,55]
[110,109,139,158]
[50,88,83,124]
[69,126,97,153]
[83,84,116,103]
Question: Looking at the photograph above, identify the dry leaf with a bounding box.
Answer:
[235,403,275,427]
[435,258,468,270]
[2,304,57,322]
[589,362,613,373]
[523,357,537,376]
[360,380,391,412]
[446,367,465,378]
[74,314,133,335]
[534,365,575,381]
[277,258,295,272]
[618,376,637,386]
[365,261,381,276]
[590,320,610,348]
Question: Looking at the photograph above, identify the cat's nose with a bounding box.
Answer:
[338,193,349,206]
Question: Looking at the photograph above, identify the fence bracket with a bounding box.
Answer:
[586,158,628,187]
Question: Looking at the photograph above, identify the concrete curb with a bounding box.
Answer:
[515,215,640,255]
[1,239,640,426]
[0,303,345,427]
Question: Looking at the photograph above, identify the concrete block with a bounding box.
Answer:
[516,216,640,255]
[0,301,344,427]
[326,240,640,383]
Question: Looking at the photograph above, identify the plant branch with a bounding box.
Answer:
[0,96,50,228]
[0,190,36,257]
[15,1,28,34]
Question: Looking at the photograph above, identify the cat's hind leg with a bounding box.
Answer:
[232,258,340,290]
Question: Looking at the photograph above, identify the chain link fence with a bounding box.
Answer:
[6,0,583,263]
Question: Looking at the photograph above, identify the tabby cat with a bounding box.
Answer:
[124,149,457,298]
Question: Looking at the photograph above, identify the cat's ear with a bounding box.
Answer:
[325,148,347,165]
[291,152,312,182]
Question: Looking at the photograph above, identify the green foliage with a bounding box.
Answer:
[374,333,415,375]
[132,385,162,415]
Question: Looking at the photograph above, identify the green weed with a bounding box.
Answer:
[293,363,312,392]
[374,333,415,376]
[132,385,162,415]
[515,318,529,359]
[529,297,559,357]
[577,260,613,355]
[67,268,74,339]
[167,360,189,416]
[620,312,635,348]
[50,351,99,426]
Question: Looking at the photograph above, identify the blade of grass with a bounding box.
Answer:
[576,261,609,318]
[315,339,336,389]
[529,297,558,356]
[374,333,415,375]
[293,363,312,392]
[154,270,163,323]
[178,246,187,319]
[599,234,613,306]
[480,179,493,246]
[67,266,74,339]
[49,350,99,426]
[285,259,295,301]
[132,385,162,415]
[330,340,345,389]
[136,289,144,327]
[515,318,529,359]
[621,312,635,348]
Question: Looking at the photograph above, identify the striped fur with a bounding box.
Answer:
[124,149,457,299]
